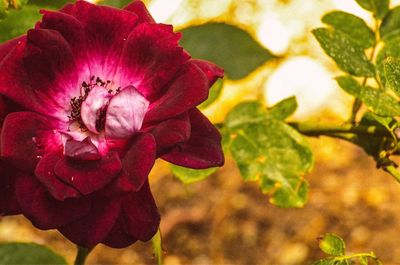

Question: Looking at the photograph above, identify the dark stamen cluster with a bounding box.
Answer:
[68,76,111,131]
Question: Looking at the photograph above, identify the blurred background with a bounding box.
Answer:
[2,0,400,264]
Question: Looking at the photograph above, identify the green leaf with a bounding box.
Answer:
[198,78,224,109]
[0,1,6,19]
[267,96,298,120]
[180,23,276,80]
[322,11,375,49]
[97,0,132,8]
[384,56,400,96]
[0,243,67,265]
[312,28,375,77]
[336,76,400,116]
[170,164,218,184]
[0,5,42,42]
[355,0,389,19]
[380,6,400,41]
[318,233,346,256]
[151,229,163,265]
[376,37,400,85]
[226,101,314,208]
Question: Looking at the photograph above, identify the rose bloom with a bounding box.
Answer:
[0,0,223,248]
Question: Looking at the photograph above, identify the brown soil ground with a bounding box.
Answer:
[2,136,400,264]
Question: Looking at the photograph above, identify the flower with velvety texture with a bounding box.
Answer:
[0,0,223,248]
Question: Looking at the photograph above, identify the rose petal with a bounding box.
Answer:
[0,36,25,64]
[121,133,156,191]
[64,137,101,161]
[1,111,63,172]
[81,86,112,134]
[105,86,149,139]
[144,62,209,123]
[0,161,20,215]
[61,1,139,79]
[162,108,224,169]
[124,0,155,23]
[59,197,121,248]
[117,22,189,101]
[35,152,81,201]
[103,214,137,248]
[15,174,91,230]
[24,29,77,96]
[54,151,122,195]
[122,181,160,241]
[191,59,224,87]
[150,113,190,156]
[39,10,86,57]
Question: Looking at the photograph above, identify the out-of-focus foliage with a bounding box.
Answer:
[0,243,67,265]
[313,233,382,265]
[170,164,218,184]
[355,0,389,19]
[0,0,73,42]
[97,0,131,8]
[180,23,276,80]
[223,99,313,208]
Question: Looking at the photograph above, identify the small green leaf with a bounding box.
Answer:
[313,28,375,77]
[318,233,346,256]
[355,0,389,19]
[170,164,218,184]
[198,78,224,109]
[336,75,362,95]
[336,76,400,116]
[322,11,375,49]
[384,57,400,96]
[0,243,67,265]
[97,0,132,8]
[180,23,276,80]
[151,229,163,265]
[380,7,400,41]
[267,96,298,120]
[226,101,313,208]
[0,5,42,42]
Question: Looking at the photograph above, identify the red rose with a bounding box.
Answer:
[0,0,224,248]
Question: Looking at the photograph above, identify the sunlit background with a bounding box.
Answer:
[3,0,400,264]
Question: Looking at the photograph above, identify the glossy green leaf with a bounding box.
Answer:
[384,56,400,96]
[380,6,400,41]
[198,78,224,109]
[97,0,131,8]
[180,23,276,80]
[355,0,389,19]
[170,164,218,184]
[322,11,375,49]
[0,243,67,265]
[319,233,346,256]
[336,76,400,116]
[226,101,313,208]
[313,28,375,77]
[0,5,42,42]
[267,96,298,120]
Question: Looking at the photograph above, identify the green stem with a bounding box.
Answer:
[288,122,391,137]
[385,165,400,183]
[74,246,92,265]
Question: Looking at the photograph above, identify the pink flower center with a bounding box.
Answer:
[67,76,149,141]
